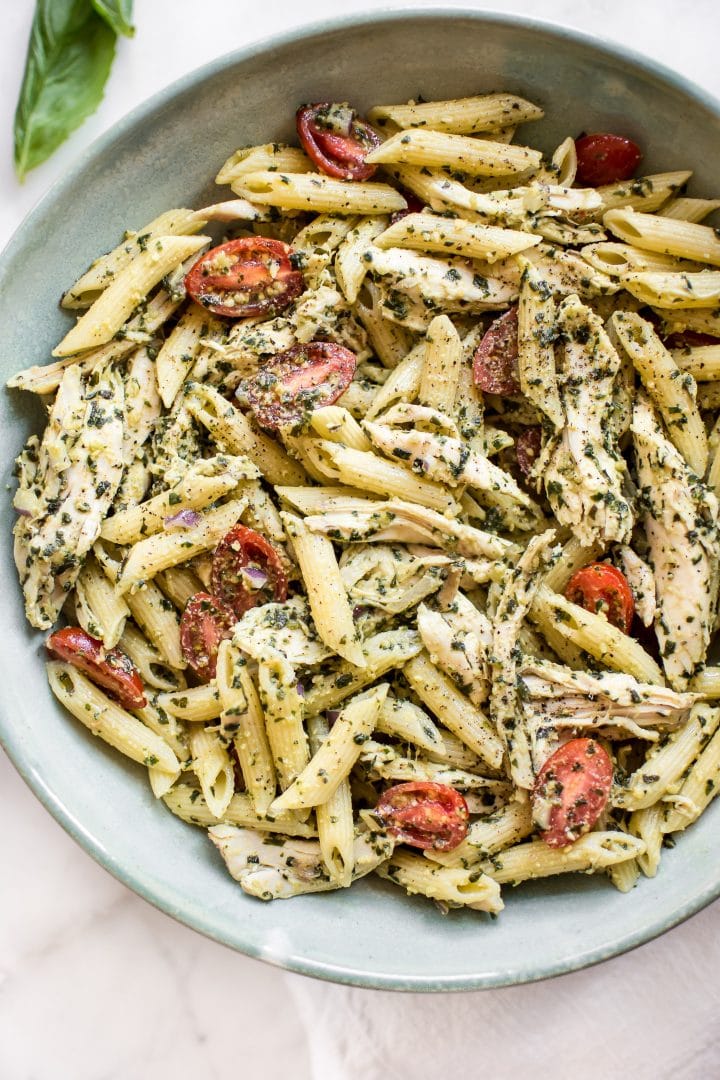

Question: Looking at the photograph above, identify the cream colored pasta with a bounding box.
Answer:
[232,171,406,214]
[366,130,542,176]
[47,662,179,777]
[374,212,541,263]
[308,713,355,886]
[376,851,503,912]
[14,87,720,915]
[188,725,235,820]
[54,235,210,356]
[368,93,544,134]
[611,310,707,476]
[271,684,388,812]
[216,641,277,816]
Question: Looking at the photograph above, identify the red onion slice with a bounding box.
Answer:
[241,566,269,590]
[164,508,203,530]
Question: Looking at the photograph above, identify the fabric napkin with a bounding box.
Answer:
[287,898,720,1079]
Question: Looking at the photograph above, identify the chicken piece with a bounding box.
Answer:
[233,597,332,667]
[303,497,513,562]
[208,825,394,900]
[364,414,542,529]
[13,362,124,629]
[520,657,696,736]
[359,740,510,804]
[339,543,450,615]
[366,247,519,319]
[418,593,492,706]
[489,529,558,788]
[617,544,656,628]
[633,394,720,689]
[543,294,633,546]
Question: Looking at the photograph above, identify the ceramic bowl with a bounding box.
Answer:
[2,9,720,991]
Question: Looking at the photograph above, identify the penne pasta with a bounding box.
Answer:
[368,93,544,135]
[53,235,210,356]
[232,171,406,214]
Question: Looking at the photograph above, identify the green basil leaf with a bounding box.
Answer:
[92,0,135,38]
[14,0,116,181]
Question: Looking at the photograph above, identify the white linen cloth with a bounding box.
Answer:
[2,2,720,1078]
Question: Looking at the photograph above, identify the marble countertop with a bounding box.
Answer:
[2,2,720,1077]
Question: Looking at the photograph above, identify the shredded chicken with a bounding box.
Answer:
[633,394,720,689]
[489,529,558,788]
[209,826,393,899]
[339,543,450,614]
[418,593,492,705]
[542,294,634,545]
[617,544,656,628]
[303,497,513,562]
[13,362,124,628]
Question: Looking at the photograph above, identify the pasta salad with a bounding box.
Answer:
[10,89,720,913]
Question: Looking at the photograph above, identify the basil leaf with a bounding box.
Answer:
[14,0,116,181]
[92,0,135,38]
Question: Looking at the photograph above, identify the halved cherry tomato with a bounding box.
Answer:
[574,133,642,187]
[565,562,635,635]
[242,341,357,431]
[184,237,304,319]
[180,593,237,682]
[47,626,146,710]
[389,190,425,225]
[473,306,520,395]
[533,738,613,848]
[375,781,469,852]
[211,525,288,618]
[664,330,720,349]
[297,102,381,180]
[516,426,542,477]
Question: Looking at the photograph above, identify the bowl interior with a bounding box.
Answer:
[2,11,720,990]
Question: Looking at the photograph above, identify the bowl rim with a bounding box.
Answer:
[3,5,720,992]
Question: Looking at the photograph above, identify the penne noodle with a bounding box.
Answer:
[53,235,210,356]
[366,129,542,176]
[368,93,544,134]
[232,171,406,214]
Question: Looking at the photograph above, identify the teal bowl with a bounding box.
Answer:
[2,9,720,991]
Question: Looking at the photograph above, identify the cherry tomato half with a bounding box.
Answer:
[389,190,425,225]
[211,525,288,619]
[565,562,635,635]
[574,133,642,187]
[180,593,237,682]
[516,426,542,477]
[184,237,304,319]
[297,102,381,180]
[242,341,357,431]
[473,306,520,395]
[375,781,469,852]
[533,738,614,848]
[47,626,146,710]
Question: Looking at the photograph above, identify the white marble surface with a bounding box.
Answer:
[2,2,720,1077]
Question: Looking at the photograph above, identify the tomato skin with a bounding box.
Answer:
[180,593,237,682]
[211,525,288,619]
[375,781,469,852]
[47,626,146,710]
[184,237,304,319]
[473,306,520,395]
[516,426,542,477]
[574,133,642,187]
[297,103,380,180]
[565,562,635,635]
[389,191,425,225]
[664,330,720,349]
[242,341,357,431]
[533,738,613,848]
